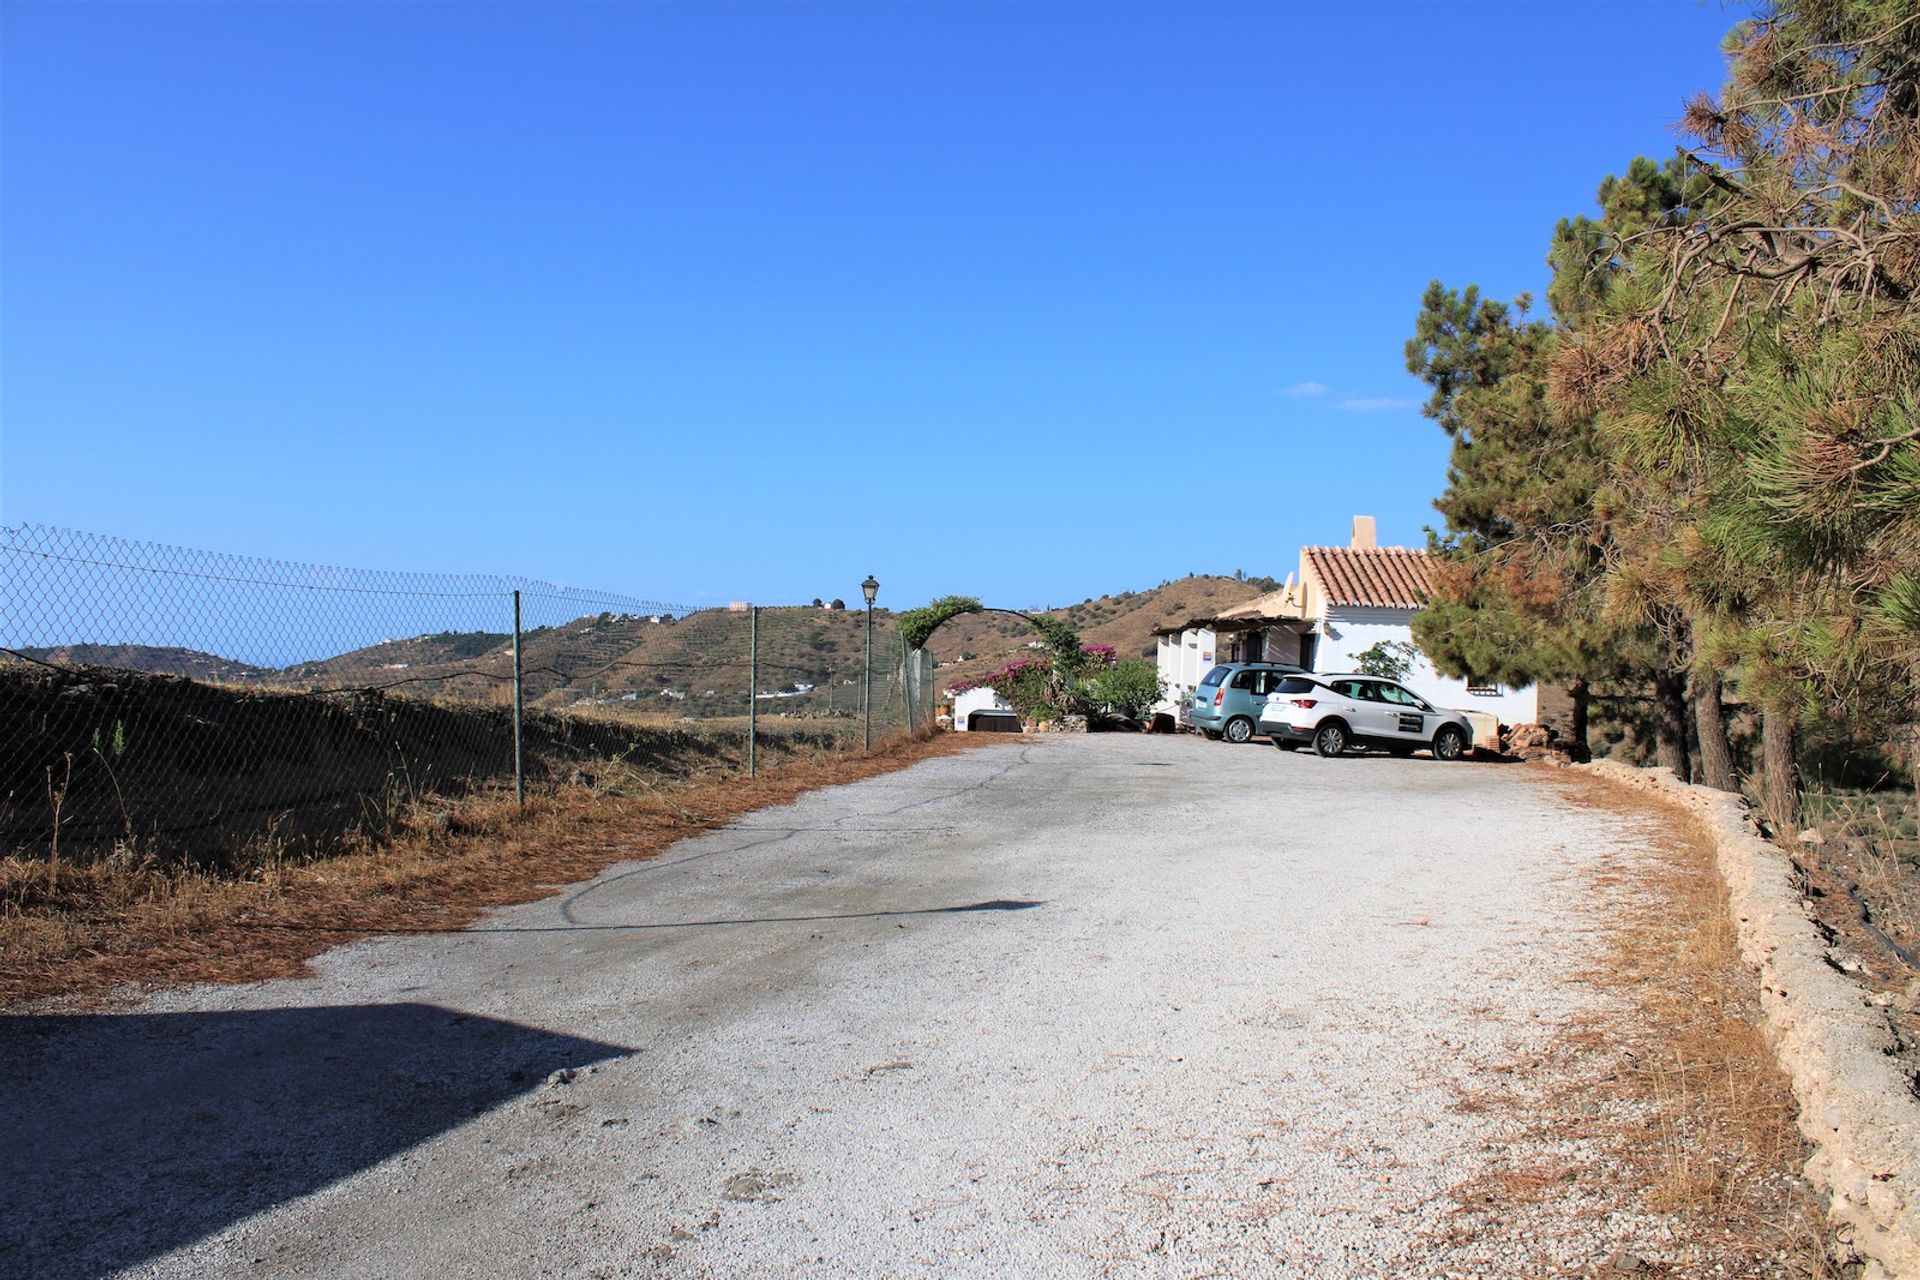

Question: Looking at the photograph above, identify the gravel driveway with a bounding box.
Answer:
[5,734,1632,1279]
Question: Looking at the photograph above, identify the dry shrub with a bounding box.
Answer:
[1847,838,1920,956]
[1,730,988,1008]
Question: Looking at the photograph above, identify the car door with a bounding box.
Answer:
[1327,679,1393,739]
[1248,668,1287,721]
[1226,668,1261,720]
[1374,681,1433,741]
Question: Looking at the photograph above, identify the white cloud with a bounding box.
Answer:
[1281,381,1328,397]
[1335,397,1420,412]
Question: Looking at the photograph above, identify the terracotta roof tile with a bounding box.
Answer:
[1303,546,1434,610]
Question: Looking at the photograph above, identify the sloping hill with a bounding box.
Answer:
[518,605,903,718]
[282,631,514,697]
[278,608,910,719]
[16,645,275,682]
[920,576,1266,693]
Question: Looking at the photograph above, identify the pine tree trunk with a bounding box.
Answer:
[1653,671,1691,782]
[1761,706,1802,838]
[1568,677,1591,762]
[1691,672,1738,793]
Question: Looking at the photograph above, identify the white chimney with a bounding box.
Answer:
[1351,515,1377,550]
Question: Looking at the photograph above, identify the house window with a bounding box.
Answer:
[1466,678,1500,695]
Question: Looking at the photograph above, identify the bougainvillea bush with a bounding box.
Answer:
[950,645,1157,722]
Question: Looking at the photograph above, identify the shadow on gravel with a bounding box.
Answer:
[0,1003,630,1279]
[227,898,1049,936]
[1262,745,1524,765]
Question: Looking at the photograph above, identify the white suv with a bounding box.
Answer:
[1257,673,1474,760]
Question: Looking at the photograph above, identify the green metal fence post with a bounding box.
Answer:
[748,605,757,778]
[512,588,525,808]
[903,635,915,735]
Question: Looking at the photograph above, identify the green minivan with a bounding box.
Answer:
[1189,662,1307,743]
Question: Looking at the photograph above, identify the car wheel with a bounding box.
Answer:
[1312,720,1349,758]
[1432,725,1467,761]
[1224,716,1254,744]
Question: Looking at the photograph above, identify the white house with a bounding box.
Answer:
[1153,516,1539,729]
[951,685,1019,731]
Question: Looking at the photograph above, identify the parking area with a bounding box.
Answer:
[7,734,1640,1278]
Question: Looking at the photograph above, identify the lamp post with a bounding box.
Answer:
[861,575,879,751]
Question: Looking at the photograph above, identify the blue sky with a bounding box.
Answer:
[3,1,1740,612]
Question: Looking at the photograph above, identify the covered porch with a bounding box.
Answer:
[1213,615,1317,670]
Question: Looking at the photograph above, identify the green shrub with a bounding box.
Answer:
[1354,640,1417,681]
[1086,660,1165,718]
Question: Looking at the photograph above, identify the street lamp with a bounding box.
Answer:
[861,575,879,750]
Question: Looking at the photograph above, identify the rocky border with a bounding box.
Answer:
[1582,761,1920,1279]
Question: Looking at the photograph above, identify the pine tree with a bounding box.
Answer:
[1406,193,1694,766]
[1558,0,1920,826]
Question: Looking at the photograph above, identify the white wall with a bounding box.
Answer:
[1153,627,1219,718]
[952,686,1015,730]
[1315,606,1538,725]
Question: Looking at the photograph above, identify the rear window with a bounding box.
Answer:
[1199,666,1230,687]
[1273,677,1317,695]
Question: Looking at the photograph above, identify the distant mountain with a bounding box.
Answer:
[13,644,275,682]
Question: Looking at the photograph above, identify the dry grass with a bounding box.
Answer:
[0,729,989,1009]
[1801,787,1920,968]
[1850,839,1920,953]
[1441,769,1834,1277]
[1572,778,1811,1226]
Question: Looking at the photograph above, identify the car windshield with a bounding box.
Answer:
[1199,666,1230,687]
[1273,677,1317,694]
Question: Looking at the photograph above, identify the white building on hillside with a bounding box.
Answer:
[1153,516,1539,729]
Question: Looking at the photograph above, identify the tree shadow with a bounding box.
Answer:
[247,897,1049,936]
[0,1003,630,1279]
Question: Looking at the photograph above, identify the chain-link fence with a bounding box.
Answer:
[2,524,935,868]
